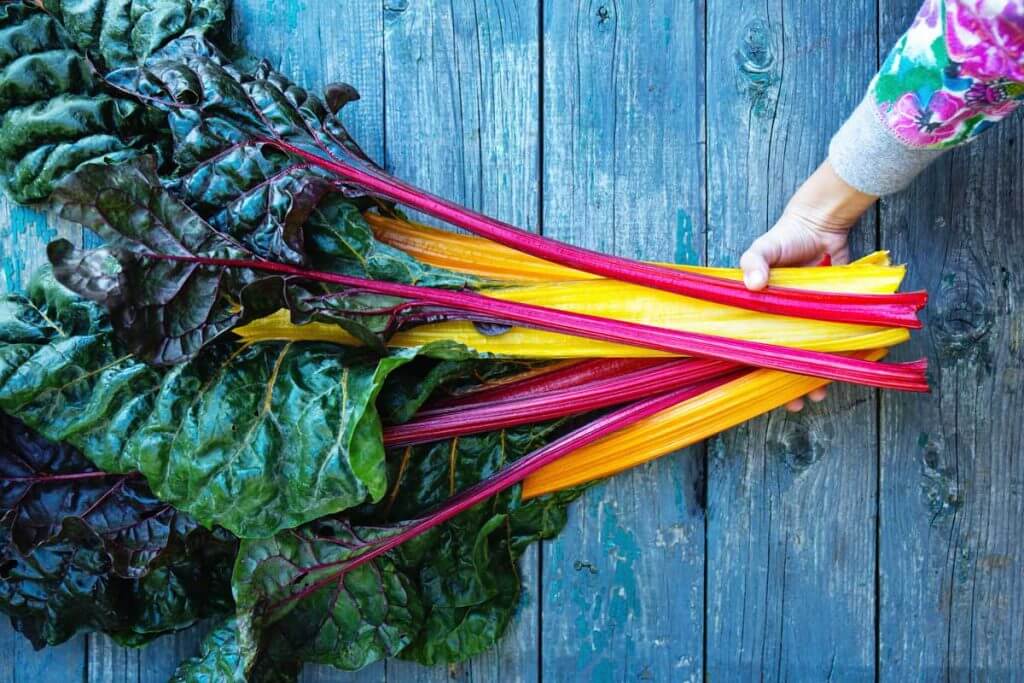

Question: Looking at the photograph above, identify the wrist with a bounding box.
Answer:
[786,160,877,231]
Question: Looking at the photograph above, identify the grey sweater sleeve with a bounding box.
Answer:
[828,94,944,197]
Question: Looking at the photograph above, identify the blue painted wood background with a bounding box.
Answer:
[2,0,1023,680]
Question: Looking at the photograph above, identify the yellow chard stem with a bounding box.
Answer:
[520,349,887,498]
[367,213,901,287]
[236,222,911,358]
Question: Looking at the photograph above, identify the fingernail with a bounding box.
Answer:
[744,270,767,290]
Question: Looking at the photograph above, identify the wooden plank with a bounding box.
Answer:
[878,2,1024,678]
[380,1,541,681]
[0,623,86,683]
[703,2,880,678]
[89,628,215,683]
[539,2,707,680]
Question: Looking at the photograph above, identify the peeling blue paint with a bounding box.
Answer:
[674,209,698,265]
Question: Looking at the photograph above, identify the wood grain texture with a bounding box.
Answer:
[878,2,1024,680]
[87,630,211,683]
[0,631,86,683]
[539,2,707,681]
[381,1,541,681]
[704,1,880,679]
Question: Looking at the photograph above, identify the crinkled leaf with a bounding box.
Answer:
[305,198,471,287]
[167,141,329,266]
[0,415,236,649]
[0,413,193,577]
[0,1,163,202]
[125,340,415,535]
[374,426,582,665]
[233,519,424,671]
[232,422,582,673]
[39,0,228,69]
[0,269,422,538]
[107,34,374,179]
[49,156,252,365]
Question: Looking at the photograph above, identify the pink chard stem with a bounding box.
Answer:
[266,139,927,330]
[426,358,669,410]
[385,358,739,446]
[154,253,929,391]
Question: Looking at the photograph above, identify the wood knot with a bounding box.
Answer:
[733,19,779,117]
[932,269,995,362]
[596,5,612,24]
[917,432,962,520]
[768,416,824,472]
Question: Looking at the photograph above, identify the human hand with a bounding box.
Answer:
[740,160,877,411]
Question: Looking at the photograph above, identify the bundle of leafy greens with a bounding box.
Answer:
[0,1,929,679]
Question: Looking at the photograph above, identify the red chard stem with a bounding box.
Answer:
[265,139,927,329]
[150,253,929,391]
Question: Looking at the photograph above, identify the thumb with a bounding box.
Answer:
[740,233,782,291]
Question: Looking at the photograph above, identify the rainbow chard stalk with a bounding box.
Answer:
[47,159,928,390]
[102,35,926,330]
[383,357,740,446]
[268,139,927,328]
[426,358,669,409]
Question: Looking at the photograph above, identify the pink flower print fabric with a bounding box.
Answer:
[872,0,1024,149]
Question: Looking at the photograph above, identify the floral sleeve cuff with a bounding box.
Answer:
[873,0,1024,150]
[831,0,1024,195]
[829,93,944,195]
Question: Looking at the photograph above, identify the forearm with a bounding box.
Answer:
[829,97,945,196]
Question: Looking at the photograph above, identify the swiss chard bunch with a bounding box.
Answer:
[0,1,932,680]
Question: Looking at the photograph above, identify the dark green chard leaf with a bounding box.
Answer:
[377,426,582,666]
[231,424,583,674]
[0,1,163,202]
[376,357,490,425]
[0,269,424,538]
[38,0,228,69]
[305,198,471,287]
[233,519,424,671]
[0,414,236,649]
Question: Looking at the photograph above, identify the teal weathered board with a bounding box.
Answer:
[878,1,1024,679]
[539,2,707,681]
[704,2,881,678]
[2,1,1023,681]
